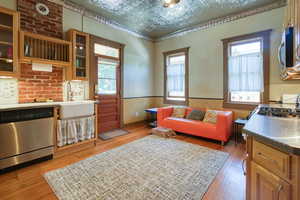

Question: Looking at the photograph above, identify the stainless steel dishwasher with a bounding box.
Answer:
[0,107,54,170]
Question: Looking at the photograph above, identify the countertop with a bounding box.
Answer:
[0,100,98,112]
[243,105,300,155]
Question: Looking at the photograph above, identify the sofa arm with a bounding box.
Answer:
[157,107,173,126]
[216,111,233,142]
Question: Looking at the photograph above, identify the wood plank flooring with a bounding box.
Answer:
[0,122,246,200]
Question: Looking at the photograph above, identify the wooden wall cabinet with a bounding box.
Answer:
[66,29,90,80]
[19,31,72,67]
[0,7,19,77]
[246,137,300,200]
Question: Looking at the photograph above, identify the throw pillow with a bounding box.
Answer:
[171,107,186,118]
[186,110,206,121]
[203,110,218,124]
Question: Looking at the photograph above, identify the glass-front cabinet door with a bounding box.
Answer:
[0,7,19,77]
[67,29,89,80]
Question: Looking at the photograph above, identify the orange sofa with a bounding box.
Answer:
[157,107,233,145]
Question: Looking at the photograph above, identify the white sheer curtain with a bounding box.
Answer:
[167,56,185,97]
[228,52,264,92]
[57,116,95,147]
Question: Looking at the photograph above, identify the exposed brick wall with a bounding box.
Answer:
[19,64,63,103]
[17,0,64,103]
[17,0,63,39]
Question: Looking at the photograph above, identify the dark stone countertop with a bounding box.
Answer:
[243,108,300,155]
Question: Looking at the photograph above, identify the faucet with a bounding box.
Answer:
[66,81,74,101]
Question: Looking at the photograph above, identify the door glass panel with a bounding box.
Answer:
[98,79,116,94]
[75,35,86,77]
[98,59,118,94]
[0,12,14,72]
[94,43,119,58]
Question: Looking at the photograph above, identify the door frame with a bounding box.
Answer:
[89,35,125,128]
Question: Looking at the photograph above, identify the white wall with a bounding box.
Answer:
[154,7,300,101]
[63,9,155,98]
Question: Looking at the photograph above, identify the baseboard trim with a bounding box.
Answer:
[122,96,162,99]
[189,97,224,100]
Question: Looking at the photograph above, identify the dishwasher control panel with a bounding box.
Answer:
[0,107,54,124]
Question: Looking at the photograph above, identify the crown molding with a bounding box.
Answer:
[60,0,286,42]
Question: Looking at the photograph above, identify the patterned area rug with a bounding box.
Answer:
[44,135,229,200]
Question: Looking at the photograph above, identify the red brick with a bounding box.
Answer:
[19,64,63,103]
[18,0,63,39]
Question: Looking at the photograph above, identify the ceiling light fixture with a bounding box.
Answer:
[163,0,180,8]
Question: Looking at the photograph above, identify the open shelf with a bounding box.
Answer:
[0,41,12,46]
[0,57,13,62]
[0,24,12,31]
[76,55,86,58]
[20,31,72,66]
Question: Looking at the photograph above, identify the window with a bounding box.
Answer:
[222,30,271,109]
[163,47,189,105]
[98,59,118,94]
[94,43,119,58]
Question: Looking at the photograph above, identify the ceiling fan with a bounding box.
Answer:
[163,0,181,8]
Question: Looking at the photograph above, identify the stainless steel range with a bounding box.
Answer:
[0,107,54,171]
[257,105,300,118]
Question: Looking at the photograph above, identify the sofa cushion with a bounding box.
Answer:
[203,110,218,124]
[171,107,186,118]
[186,109,206,121]
[163,117,216,135]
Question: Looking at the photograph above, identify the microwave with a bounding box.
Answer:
[278,27,294,68]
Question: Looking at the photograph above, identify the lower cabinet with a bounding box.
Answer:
[246,136,300,200]
[250,162,291,200]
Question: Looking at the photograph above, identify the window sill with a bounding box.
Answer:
[164,98,188,106]
[223,102,258,110]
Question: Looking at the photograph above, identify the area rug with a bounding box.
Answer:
[44,135,229,200]
[98,129,130,140]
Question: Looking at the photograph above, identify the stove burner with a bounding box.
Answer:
[258,106,300,118]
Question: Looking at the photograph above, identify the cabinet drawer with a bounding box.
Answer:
[252,140,291,180]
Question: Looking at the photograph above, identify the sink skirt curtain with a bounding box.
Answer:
[57,116,95,147]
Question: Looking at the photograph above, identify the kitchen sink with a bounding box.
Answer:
[58,101,95,119]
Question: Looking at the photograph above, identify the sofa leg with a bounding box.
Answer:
[221,141,225,146]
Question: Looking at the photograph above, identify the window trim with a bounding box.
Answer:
[222,30,271,110]
[163,47,189,105]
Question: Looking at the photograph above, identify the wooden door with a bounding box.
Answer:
[95,56,121,133]
[250,162,291,200]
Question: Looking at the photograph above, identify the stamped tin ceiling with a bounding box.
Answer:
[68,0,282,39]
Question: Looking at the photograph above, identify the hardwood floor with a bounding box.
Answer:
[0,122,246,200]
